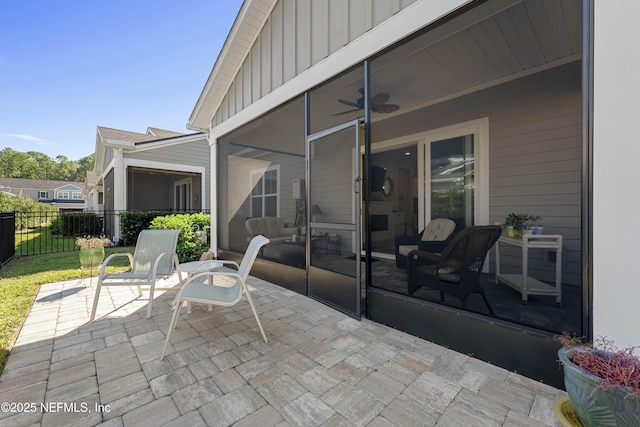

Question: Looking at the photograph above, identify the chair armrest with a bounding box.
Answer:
[408,249,441,267]
[99,252,133,276]
[219,260,240,270]
[394,234,421,259]
[407,250,443,294]
[150,252,179,276]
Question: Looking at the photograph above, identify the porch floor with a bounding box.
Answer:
[0,271,566,426]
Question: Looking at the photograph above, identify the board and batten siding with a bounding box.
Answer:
[213,0,418,127]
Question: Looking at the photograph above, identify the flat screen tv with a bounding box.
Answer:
[370,165,386,192]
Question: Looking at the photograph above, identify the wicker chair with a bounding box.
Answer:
[394,218,459,268]
[407,225,502,315]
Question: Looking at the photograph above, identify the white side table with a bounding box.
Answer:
[176,260,223,312]
[177,260,223,284]
[495,234,563,305]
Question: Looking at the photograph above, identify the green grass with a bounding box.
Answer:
[15,226,78,256]
[0,247,133,374]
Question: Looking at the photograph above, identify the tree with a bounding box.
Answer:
[0,148,94,181]
[0,148,38,178]
[26,151,57,180]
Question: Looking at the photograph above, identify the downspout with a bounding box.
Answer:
[209,135,218,258]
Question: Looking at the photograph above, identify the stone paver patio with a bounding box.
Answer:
[0,271,566,426]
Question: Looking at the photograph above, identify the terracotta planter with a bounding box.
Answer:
[558,347,640,427]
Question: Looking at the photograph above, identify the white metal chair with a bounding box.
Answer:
[90,229,181,320]
[161,235,270,360]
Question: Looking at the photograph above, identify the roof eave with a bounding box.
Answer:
[188,0,277,132]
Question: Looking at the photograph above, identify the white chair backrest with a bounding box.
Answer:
[238,235,270,280]
[422,218,456,242]
[132,229,180,275]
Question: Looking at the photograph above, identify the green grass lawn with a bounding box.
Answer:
[0,247,133,374]
[14,226,77,256]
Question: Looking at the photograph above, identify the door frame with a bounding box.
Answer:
[306,119,362,318]
[370,117,489,230]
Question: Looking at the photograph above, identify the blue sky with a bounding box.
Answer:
[0,0,243,161]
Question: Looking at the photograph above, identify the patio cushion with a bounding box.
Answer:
[398,244,418,257]
[245,217,297,244]
[421,218,456,241]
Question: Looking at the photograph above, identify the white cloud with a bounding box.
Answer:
[2,133,54,145]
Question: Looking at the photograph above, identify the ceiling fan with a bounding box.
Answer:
[335,88,400,115]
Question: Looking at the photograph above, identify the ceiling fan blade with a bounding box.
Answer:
[371,92,390,106]
[338,99,359,108]
[372,104,400,113]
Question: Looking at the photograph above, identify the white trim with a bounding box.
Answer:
[205,0,479,138]
[124,158,207,213]
[174,178,193,211]
[103,139,135,149]
[123,158,206,175]
[126,133,206,153]
[249,164,280,218]
[373,118,489,230]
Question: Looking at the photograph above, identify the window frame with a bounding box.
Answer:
[249,165,280,218]
[174,178,193,211]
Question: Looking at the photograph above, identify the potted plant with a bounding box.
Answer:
[504,212,541,238]
[556,333,640,427]
[76,235,111,270]
[525,217,544,235]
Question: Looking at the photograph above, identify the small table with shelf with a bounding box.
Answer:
[495,234,563,305]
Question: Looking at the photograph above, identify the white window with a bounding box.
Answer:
[250,165,279,217]
[174,178,192,210]
[72,192,83,199]
[419,118,489,230]
[38,191,48,199]
[57,191,70,199]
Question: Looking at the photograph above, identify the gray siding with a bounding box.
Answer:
[375,62,582,285]
[213,0,418,126]
[126,138,211,210]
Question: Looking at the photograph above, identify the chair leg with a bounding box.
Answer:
[481,293,495,316]
[244,289,268,344]
[90,281,103,321]
[161,301,182,360]
[146,285,155,318]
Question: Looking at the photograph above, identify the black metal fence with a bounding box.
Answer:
[11,209,210,257]
[0,212,15,267]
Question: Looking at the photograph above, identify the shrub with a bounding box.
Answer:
[120,211,169,245]
[0,193,57,230]
[149,213,211,263]
[50,212,102,236]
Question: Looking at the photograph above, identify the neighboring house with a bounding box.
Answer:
[0,178,85,212]
[85,126,210,243]
[186,0,639,388]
